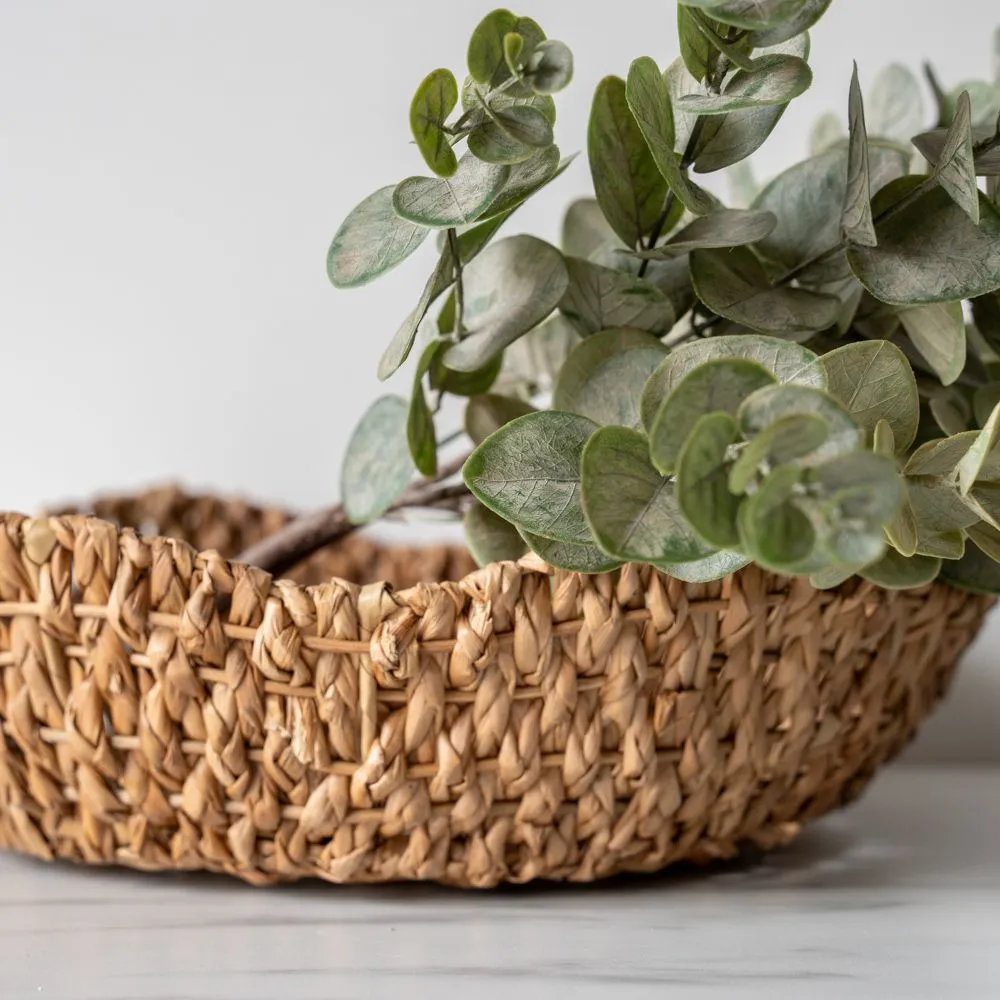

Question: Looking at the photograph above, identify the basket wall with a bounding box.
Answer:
[0,488,992,887]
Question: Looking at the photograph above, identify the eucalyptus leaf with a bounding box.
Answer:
[967,521,1000,560]
[932,90,980,223]
[467,9,519,86]
[640,333,824,431]
[676,55,812,115]
[632,208,776,258]
[494,314,580,394]
[561,198,620,259]
[519,529,623,573]
[649,358,777,475]
[664,57,707,156]
[728,413,829,493]
[867,63,925,144]
[481,145,565,219]
[912,125,1000,176]
[461,75,556,125]
[677,0,805,30]
[738,465,817,571]
[939,543,1000,594]
[677,4,720,83]
[465,501,528,566]
[467,109,551,165]
[690,246,842,336]
[956,401,1000,493]
[464,393,536,445]
[430,349,502,397]
[656,549,751,582]
[341,396,414,524]
[327,187,429,289]
[444,235,569,371]
[974,383,1000,427]
[810,111,845,155]
[676,411,742,547]
[408,344,438,477]
[410,68,459,177]
[625,56,716,215]
[897,300,967,386]
[748,0,832,46]
[861,550,942,589]
[558,257,675,335]
[524,39,574,94]
[588,74,667,248]
[581,426,713,563]
[463,410,596,542]
[393,154,510,228]
[842,63,877,247]
[553,328,668,427]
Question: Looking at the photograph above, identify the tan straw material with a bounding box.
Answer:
[0,486,992,886]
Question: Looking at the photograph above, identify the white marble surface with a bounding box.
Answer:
[0,767,996,1000]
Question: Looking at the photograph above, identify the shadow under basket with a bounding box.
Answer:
[0,486,992,888]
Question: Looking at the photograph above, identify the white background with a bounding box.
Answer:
[0,0,996,760]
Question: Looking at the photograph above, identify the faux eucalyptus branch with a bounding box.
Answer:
[249,1,1000,596]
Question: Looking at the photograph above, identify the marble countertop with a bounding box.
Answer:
[0,766,996,1000]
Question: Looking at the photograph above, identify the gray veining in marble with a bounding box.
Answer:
[0,766,997,1000]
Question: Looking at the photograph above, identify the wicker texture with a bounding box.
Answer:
[0,487,992,887]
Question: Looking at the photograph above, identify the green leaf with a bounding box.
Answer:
[677,411,742,548]
[444,235,569,371]
[588,75,667,248]
[968,521,1000,560]
[677,0,805,29]
[812,340,919,451]
[728,413,829,493]
[327,187,428,289]
[632,208,776,258]
[561,198,619,259]
[676,55,812,115]
[558,257,675,336]
[929,390,973,437]
[842,63,877,248]
[640,333,824,431]
[932,90,980,223]
[974,383,1000,427]
[519,530,623,573]
[748,0,832,46]
[690,246,842,336]
[463,410,596,542]
[553,328,668,427]
[810,111,844,155]
[460,74,556,125]
[625,56,716,215]
[393,154,510,228]
[656,550,750,582]
[809,564,858,589]
[897,301,967,387]
[464,393,536,445]
[467,9,519,86]
[664,57,708,156]
[677,4,720,83]
[493,314,580,394]
[410,68,459,177]
[467,106,554,165]
[912,125,1000,176]
[650,358,777,475]
[503,32,524,77]
[866,63,925,144]
[847,186,1000,305]
[465,501,528,566]
[524,39,574,94]
[939,544,1000,594]
[430,350,502,397]
[956,401,1000,494]
[581,426,713,563]
[738,465,816,571]
[483,146,568,219]
[408,344,439,477]
[862,550,942,589]
[341,396,414,524]
[738,384,863,464]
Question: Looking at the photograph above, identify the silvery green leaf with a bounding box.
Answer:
[558,257,675,336]
[897,300,967,386]
[677,0,804,29]
[727,161,760,208]
[429,348,501,397]
[482,146,566,219]
[581,426,713,563]
[467,9,519,86]
[341,396,414,524]
[633,209,777,258]
[967,483,1000,531]
[463,410,596,543]
[748,0,832,46]
[553,328,668,428]
[809,564,858,589]
[974,383,1000,427]
[464,501,528,566]
[393,154,510,228]
[588,74,668,248]
[503,31,524,76]
[650,359,776,475]
[753,144,909,273]
[677,4,720,83]
[810,111,845,155]
[842,63,877,248]
[929,390,973,436]
[907,479,978,534]
[494,314,580,394]
[561,198,620,259]
[460,75,556,125]
[656,550,750,582]
[640,333,824,431]
[519,529,623,573]
[410,68,459,177]
[690,246,841,336]
[930,91,980,223]
[939,544,1000,594]
[738,384,863,464]
[327,187,429,289]
[904,431,1000,479]
[464,393,536,445]
[956,401,1000,494]
[737,465,817,571]
[467,113,542,165]
[968,521,1000,560]
[625,56,716,215]
[728,413,829,493]
[444,235,569,371]
[912,125,1000,176]
[946,80,1000,128]
[811,340,919,451]
[676,55,812,115]
[524,39,573,94]
[847,186,1000,305]
[676,411,742,548]
[861,550,942,589]
[408,343,439,477]
[867,63,925,145]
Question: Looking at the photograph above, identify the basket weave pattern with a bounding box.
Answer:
[0,489,991,887]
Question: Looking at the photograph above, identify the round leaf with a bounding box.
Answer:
[737,465,817,571]
[676,411,742,548]
[468,9,519,86]
[897,301,967,386]
[327,187,428,289]
[561,198,619,259]
[748,0,832,46]
[656,550,750,582]
[581,426,713,563]
[468,105,554,165]
[410,68,459,177]
[464,393,536,445]
[483,145,563,218]
[728,413,829,493]
[393,154,510,228]
[678,0,806,29]
[519,529,623,573]
[465,501,528,566]
[940,542,1000,594]
[676,55,812,115]
[861,550,942,590]
[525,39,574,94]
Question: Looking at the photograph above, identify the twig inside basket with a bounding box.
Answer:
[236,453,471,577]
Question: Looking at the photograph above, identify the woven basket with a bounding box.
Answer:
[0,486,991,887]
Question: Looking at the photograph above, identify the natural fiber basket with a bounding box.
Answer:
[0,487,992,887]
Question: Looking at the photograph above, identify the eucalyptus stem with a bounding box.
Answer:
[447,227,466,335]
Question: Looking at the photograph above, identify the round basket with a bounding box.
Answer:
[0,487,992,887]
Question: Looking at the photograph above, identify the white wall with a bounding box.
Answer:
[0,0,996,760]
